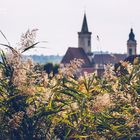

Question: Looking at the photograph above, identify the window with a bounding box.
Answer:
[88,39,91,46]
[129,48,132,56]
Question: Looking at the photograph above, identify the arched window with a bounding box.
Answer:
[129,48,132,56]
[88,39,91,46]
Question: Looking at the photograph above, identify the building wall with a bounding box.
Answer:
[78,33,91,54]
[127,40,137,56]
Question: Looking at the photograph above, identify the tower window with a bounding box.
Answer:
[129,48,132,56]
[88,40,91,46]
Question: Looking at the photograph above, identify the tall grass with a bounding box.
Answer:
[0,30,140,140]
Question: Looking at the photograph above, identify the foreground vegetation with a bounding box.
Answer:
[0,30,140,140]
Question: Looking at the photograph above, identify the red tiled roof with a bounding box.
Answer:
[61,47,92,67]
[113,54,127,62]
[93,54,127,64]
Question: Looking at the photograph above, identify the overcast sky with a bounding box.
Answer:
[0,0,140,55]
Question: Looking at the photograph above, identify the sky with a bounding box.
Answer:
[0,0,140,55]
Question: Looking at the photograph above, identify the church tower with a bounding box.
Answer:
[127,28,137,56]
[78,14,92,60]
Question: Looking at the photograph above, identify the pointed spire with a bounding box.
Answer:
[81,14,89,33]
[129,28,135,41]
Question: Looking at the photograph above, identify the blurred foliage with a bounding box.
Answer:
[0,30,140,140]
[44,63,59,77]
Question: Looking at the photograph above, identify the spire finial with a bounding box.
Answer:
[84,5,86,14]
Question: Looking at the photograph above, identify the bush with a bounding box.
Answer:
[0,30,140,140]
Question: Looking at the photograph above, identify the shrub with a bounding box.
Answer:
[0,30,140,140]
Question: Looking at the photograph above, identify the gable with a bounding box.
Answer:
[61,47,92,67]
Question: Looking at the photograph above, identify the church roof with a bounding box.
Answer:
[124,55,140,64]
[61,47,92,67]
[113,54,128,62]
[81,14,89,33]
[93,54,127,64]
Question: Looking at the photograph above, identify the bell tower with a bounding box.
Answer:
[127,28,137,56]
[78,14,92,60]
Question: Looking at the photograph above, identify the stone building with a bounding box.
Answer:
[61,14,94,73]
[127,28,137,56]
[61,14,137,76]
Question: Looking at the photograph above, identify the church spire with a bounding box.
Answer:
[78,14,92,61]
[81,14,89,33]
[127,28,137,56]
[128,28,135,41]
